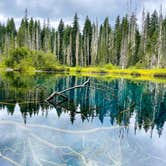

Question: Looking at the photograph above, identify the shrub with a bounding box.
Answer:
[3,47,60,71]
[104,63,117,70]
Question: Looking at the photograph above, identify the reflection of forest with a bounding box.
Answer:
[0,73,166,136]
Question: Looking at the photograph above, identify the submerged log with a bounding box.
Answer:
[46,79,90,101]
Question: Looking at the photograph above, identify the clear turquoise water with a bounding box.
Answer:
[0,73,166,166]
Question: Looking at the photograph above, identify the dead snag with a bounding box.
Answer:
[46,79,90,101]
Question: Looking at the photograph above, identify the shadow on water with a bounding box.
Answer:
[0,72,166,137]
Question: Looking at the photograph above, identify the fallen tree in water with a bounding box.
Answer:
[46,78,90,101]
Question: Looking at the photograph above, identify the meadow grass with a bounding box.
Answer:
[68,66,166,83]
[1,64,166,83]
[69,66,166,77]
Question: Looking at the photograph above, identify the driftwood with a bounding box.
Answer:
[46,79,90,101]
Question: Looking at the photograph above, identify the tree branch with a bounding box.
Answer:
[46,79,90,101]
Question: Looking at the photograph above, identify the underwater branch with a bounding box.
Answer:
[46,78,90,101]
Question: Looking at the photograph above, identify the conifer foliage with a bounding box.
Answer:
[0,9,166,68]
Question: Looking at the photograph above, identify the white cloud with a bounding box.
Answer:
[0,14,8,23]
[1,0,166,29]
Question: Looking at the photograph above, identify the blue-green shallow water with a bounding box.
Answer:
[0,73,166,166]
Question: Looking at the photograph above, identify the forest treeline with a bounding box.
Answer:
[0,9,166,69]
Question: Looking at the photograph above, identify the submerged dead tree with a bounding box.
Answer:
[46,79,90,101]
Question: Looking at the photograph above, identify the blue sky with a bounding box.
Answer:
[0,0,166,29]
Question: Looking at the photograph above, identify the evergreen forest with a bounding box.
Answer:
[0,9,166,70]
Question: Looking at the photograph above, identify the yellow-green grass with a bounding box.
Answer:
[68,67,166,84]
[69,72,166,84]
[1,65,166,83]
[69,67,166,77]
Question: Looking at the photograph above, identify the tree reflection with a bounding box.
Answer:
[0,73,166,136]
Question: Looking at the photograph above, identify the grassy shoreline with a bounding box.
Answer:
[69,67,166,77]
[1,48,166,79]
[1,66,166,79]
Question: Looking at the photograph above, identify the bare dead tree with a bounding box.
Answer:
[46,79,90,101]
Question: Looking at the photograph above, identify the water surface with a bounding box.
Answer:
[0,73,166,166]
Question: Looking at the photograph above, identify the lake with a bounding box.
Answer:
[0,73,166,166]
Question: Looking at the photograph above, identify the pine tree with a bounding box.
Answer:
[58,19,64,64]
[6,18,17,53]
[29,18,34,50]
[83,16,92,66]
[34,20,41,51]
[71,13,79,66]
[0,23,6,54]
[17,19,26,47]
[114,16,122,65]
[97,17,111,65]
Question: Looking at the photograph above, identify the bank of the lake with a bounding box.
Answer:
[69,67,166,77]
[1,66,166,84]
[68,67,166,83]
[1,66,166,76]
